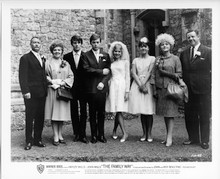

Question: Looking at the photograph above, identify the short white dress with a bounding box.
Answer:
[105,60,130,113]
[128,56,156,115]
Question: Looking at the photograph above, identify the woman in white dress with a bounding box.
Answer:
[128,37,156,142]
[45,42,74,146]
[105,41,130,142]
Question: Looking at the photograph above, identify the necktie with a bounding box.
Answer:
[36,53,42,66]
[94,51,99,63]
[74,53,79,68]
[190,47,194,62]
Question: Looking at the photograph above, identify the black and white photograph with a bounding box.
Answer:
[1,0,220,179]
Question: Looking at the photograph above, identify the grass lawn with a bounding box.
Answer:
[11,114,211,162]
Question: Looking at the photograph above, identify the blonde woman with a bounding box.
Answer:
[105,41,130,142]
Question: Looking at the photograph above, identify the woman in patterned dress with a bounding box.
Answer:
[154,33,182,147]
[105,41,130,142]
[44,42,74,146]
[128,37,156,142]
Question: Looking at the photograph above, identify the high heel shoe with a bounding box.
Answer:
[165,141,172,147]
[120,134,128,142]
[139,137,146,142]
[161,140,166,144]
[147,138,153,143]
[53,140,59,146]
[112,131,118,140]
[112,135,118,140]
[166,142,172,147]
[59,139,66,144]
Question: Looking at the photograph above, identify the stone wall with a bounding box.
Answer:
[10,9,212,130]
[11,9,132,130]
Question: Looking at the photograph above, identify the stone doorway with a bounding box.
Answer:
[136,9,168,56]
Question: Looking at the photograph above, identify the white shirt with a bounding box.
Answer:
[73,50,81,68]
[92,49,100,63]
[32,50,42,66]
[192,42,201,58]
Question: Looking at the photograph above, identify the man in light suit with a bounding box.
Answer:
[180,30,211,149]
[63,35,89,144]
[82,33,111,143]
[19,37,48,150]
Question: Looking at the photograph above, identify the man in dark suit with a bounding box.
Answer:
[63,35,89,144]
[19,37,48,150]
[180,30,211,149]
[82,33,111,143]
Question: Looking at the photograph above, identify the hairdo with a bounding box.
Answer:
[108,41,130,62]
[90,33,101,43]
[186,29,199,36]
[49,42,64,54]
[30,36,40,44]
[155,33,175,46]
[138,37,149,47]
[70,35,83,45]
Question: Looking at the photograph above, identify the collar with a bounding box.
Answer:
[31,50,40,57]
[192,43,201,51]
[92,49,100,55]
[72,50,81,56]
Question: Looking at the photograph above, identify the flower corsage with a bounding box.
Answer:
[60,60,67,68]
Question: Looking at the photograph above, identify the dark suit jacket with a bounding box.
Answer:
[19,51,47,98]
[82,49,111,94]
[63,51,85,97]
[180,44,211,94]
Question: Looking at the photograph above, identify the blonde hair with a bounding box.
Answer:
[155,33,175,46]
[108,41,130,62]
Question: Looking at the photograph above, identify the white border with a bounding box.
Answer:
[1,0,220,179]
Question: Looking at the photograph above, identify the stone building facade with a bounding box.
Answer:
[11,9,212,130]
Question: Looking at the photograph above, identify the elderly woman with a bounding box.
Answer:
[45,42,74,146]
[154,33,182,147]
[105,41,130,142]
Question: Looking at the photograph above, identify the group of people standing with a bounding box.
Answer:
[19,29,211,151]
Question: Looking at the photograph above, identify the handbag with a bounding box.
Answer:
[57,87,73,101]
[167,78,185,101]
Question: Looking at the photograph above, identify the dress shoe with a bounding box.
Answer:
[91,136,97,144]
[120,134,128,143]
[183,140,199,145]
[53,140,59,146]
[201,142,209,149]
[98,136,107,143]
[34,141,46,147]
[24,143,32,150]
[59,139,66,144]
[73,135,80,142]
[79,137,89,144]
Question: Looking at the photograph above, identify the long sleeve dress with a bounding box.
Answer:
[105,59,130,113]
[44,59,74,121]
[155,54,182,117]
[128,56,156,115]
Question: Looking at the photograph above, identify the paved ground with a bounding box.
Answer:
[11,115,211,162]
